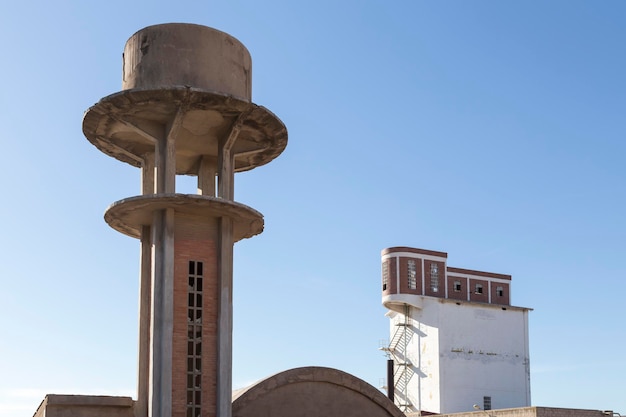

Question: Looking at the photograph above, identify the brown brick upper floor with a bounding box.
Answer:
[381,247,512,306]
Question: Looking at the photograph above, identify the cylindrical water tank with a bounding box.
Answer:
[122,23,252,101]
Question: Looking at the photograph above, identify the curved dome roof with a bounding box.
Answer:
[233,366,404,417]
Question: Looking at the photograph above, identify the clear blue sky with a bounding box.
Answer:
[1,1,624,416]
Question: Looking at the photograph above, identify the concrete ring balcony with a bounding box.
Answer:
[83,87,287,174]
[104,194,264,241]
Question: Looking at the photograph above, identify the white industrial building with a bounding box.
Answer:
[381,247,531,415]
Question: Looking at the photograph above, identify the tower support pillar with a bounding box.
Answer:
[149,208,176,417]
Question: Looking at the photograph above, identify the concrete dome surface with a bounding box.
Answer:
[232,366,405,417]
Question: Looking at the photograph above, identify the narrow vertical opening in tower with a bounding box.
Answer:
[187,260,203,417]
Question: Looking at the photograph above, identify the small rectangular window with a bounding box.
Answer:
[430,263,439,292]
[454,281,461,292]
[475,284,483,294]
[496,286,503,297]
[407,259,417,290]
[484,396,492,410]
[382,262,389,291]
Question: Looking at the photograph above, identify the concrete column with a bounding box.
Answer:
[149,208,175,417]
[150,118,177,417]
[137,154,155,417]
[197,156,217,196]
[216,215,233,417]
[136,225,151,417]
[218,147,234,201]
[217,110,248,201]
[155,111,181,194]
[216,131,236,417]
[164,114,179,193]
[141,153,156,195]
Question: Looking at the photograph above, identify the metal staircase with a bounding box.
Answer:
[381,304,414,413]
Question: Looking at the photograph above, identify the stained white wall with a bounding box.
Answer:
[387,296,530,414]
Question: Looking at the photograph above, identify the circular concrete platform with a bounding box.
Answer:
[83,87,287,174]
[105,194,264,241]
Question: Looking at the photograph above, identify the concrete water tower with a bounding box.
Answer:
[82,24,287,417]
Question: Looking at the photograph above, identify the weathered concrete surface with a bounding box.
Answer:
[232,367,406,417]
[123,24,252,101]
[104,194,264,241]
[82,89,287,174]
[33,395,134,417]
